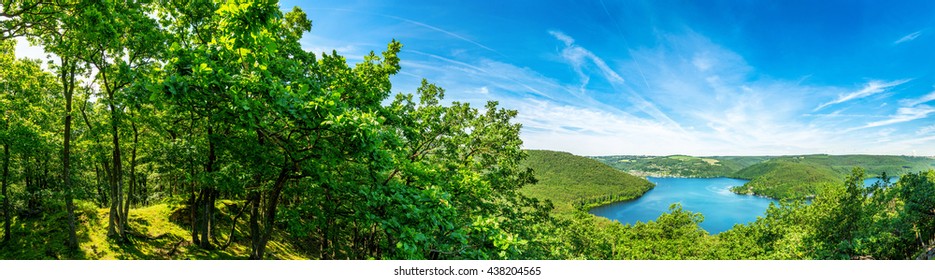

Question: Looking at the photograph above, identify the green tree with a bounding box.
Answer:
[62,0,161,240]
[0,38,61,244]
[897,171,935,251]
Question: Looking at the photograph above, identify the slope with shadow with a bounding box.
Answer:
[520,150,654,214]
[731,160,841,199]
[0,199,307,260]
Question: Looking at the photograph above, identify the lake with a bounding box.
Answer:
[589,176,898,234]
[588,177,772,234]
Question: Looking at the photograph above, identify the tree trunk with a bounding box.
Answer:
[108,92,125,240]
[25,156,38,215]
[189,152,199,246]
[2,143,10,243]
[105,159,116,237]
[249,168,289,260]
[94,164,106,207]
[123,118,138,232]
[248,191,261,259]
[200,126,217,249]
[80,97,108,207]
[62,58,79,250]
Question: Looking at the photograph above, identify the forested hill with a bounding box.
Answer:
[591,155,769,178]
[731,161,841,199]
[731,155,935,199]
[520,150,654,214]
[594,154,935,199]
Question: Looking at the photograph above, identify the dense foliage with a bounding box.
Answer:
[0,0,557,260]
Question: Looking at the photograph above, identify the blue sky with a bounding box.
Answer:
[20,0,933,156]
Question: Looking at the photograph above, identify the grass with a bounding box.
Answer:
[0,199,308,260]
[520,150,654,214]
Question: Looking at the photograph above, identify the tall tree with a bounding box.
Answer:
[0,38,61,244]
[3,0,81,249]
[0,39,13,243]
[44,26,83,251]
[64,0,161,240]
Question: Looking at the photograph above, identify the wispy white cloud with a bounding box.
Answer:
[516,99,698,155]
[401,50,561,102]
[315,7,502,56]
[894,30,922,45]
[846,105,935,131]
[837,87,935,132]
[547,30,687,132]
[549,30,575,46]
[916,124,935,135]
[549,30,625,85]
[394,16,502,55]
[901,89,935,106]
[814,79,911,111]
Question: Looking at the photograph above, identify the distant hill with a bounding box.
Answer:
[520,150,654,214]
[594,154,935,200]
[591,155,768,178]
[753,154,935,177]
[730,155,935,199]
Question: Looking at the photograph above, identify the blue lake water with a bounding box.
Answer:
[863,177,896,187]
[588,177,772,234]
[589,176,898,234]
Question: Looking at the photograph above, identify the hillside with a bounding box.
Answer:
[593,154,935,200]
[0,200,307,260]
[766,154,935,177]
[520,150,655,214]
[591,155,768,178]
[731,161,842,199]
[730,155,935,199]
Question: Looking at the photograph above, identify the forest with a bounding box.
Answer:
[1,1,934,260]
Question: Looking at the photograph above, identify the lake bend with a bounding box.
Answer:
[588,177,770,234]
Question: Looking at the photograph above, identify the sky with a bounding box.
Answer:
[17,0,935,156]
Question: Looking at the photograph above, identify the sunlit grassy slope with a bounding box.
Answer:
[0,200,307,260]
[520,150,654,214]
